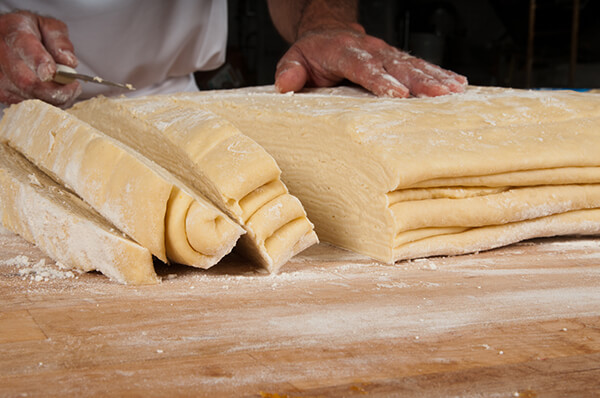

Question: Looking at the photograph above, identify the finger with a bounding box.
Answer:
[383,54,455,97]
[38,15,78,67]
[0,72,28,104]
[408,71,451,97]
[1,12,56,82]
[410,57,467,92]
[275,48,309,93]
[33,80,81,107]
[338,49,410,97]
[0,39,40,94]
[353,66,410,98]
[380,46,467,96]
[0,89,26,104]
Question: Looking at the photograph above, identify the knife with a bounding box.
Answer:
[53,64,135,91]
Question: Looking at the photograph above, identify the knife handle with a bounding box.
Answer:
[53,64,77,85]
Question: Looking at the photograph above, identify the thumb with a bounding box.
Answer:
[274,48,308,94]
[37,15,78,67]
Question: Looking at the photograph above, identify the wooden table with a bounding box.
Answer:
[1,227,599,397]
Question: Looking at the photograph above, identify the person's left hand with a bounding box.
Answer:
[274,23,467,98]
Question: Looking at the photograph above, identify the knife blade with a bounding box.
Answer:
[53,64,135,91]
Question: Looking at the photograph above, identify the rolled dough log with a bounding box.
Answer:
[170,86,600,263]
[70,97,318,272]
[0,100,243,269]
[0,144,157,284]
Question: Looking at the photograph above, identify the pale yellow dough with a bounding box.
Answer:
[0,144,157,284]
[0,100,243,269]
[70,97,318,272]
[169,86,600,263]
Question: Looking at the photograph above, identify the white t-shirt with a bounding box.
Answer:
[0,0,227,99]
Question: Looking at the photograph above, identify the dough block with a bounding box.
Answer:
[70,97,318,272]
[0,100,243,269]
[171,86,600,263]
[0,144,157,284]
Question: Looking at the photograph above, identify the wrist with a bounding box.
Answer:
[297,20,365,39]
[295,0,361,39]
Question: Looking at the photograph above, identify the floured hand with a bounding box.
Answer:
[0,10,81,107]
[275,23,467,98]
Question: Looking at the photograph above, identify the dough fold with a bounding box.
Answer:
[0,144,157,285]
[165,186,241,267]
[0,100,243,269]
[70,97,318,272]
[169,86,600,263]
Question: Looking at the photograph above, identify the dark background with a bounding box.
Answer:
[196,0,600,91]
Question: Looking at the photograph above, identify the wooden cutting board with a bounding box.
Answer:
[1,227,599,397]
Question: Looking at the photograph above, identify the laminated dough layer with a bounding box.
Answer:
[0,100,243,269]
[0,144,157,285]
[70,97,318,272]
[171,86,600,263]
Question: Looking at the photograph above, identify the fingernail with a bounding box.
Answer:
[37,63,54,82]
[275,66,292,80]
[274,80,285,93]
[437,85,451,96]
[60,50,78,66]
[446,79,466,92]
[383,85,409,98]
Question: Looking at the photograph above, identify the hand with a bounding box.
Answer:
[274,23,468,98]
[0,10,81,107]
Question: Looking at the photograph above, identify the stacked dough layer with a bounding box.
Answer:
[0,144,157,285]
[0,100,244,283]
[171,86,600,263]
[70,97,318,272]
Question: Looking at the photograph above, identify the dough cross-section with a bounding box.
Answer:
[70,97,318,272]
[0,100,243,273]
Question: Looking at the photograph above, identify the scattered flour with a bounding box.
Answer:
[1,255,78,282]
[1,254,30,267]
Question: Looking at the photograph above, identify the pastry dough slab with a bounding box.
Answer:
[70,97,318,272]
[171,86,600,262]
[0,100,243,269]
[0,144,157,285]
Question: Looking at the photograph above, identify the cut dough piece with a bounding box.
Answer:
[0,144,157,284]
[0,100,243,269]
[70,97,318,272]
[170,86,600,262]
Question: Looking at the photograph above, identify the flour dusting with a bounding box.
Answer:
[0,254,30,267]
[1,255,79,281]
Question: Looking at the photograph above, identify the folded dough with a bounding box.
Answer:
[0,100,243,269]
[70,97,318,272]
[170,86,600,262]
[0,144,157,284]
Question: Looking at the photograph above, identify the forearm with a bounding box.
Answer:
[267,0,359,43]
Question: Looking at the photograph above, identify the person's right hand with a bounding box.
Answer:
[0,10,81,107]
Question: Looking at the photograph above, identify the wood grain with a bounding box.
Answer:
[0,310,46,344]
[1,227,599,397]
